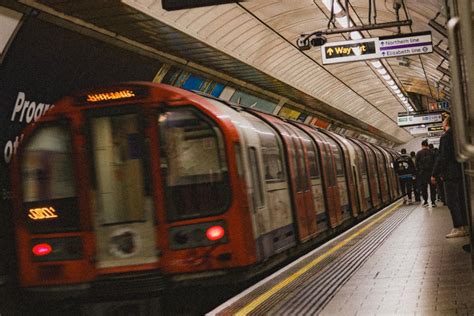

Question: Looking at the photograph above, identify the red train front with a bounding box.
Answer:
[10,82,400,300]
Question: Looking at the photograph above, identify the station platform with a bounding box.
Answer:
[209,201,474,315]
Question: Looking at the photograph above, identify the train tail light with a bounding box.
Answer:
[32,243,52,256]
[169,221,228,250]
[31,237,83,261]
[206,225,225,241]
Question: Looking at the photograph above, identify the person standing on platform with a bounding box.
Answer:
[394,148,416,204]
[410,151,421,202]
[431,116,469,238]
[416,140,436,207]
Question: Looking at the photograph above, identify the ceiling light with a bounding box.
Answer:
[371,60,382,68]
[387,80,395,85]
[350,31,363,40]
[377,68,387,75]
[382,74,391,80]
[397,93,403,97]
[321,0,343,14]
[336,16,352,28]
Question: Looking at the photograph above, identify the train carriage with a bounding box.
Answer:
[10,82,400,300]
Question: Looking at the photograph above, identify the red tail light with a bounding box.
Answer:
[206,226,225,241]
[32,243,52,256]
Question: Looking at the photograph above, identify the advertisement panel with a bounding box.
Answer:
[0,16,162,212]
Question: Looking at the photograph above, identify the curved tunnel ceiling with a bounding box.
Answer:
[26,0,451,143]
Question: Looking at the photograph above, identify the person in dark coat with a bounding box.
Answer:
[416,139,436,207]
[410,151,420,202]
[431,116,468,238]
[394,148,416,204]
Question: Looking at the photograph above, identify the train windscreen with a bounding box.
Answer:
[21,122,80,233]
[159,108,230,221]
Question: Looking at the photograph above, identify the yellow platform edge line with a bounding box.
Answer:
[235,201,403,316]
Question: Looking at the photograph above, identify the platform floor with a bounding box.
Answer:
[209,201,474,315]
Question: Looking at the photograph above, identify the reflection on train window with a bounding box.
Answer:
[159,108,230,221]
[21,124,76,202]
[306,141,321,179]
[241,112,286,182]
[325,137,344,176]
[90,113,146,225]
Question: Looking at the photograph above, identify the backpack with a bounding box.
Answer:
[395,155,414,175]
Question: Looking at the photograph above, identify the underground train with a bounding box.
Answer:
[10,82,401,299]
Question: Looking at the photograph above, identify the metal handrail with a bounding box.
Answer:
[447,16,474,161]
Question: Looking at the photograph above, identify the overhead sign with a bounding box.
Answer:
[397,111,443,127]
[428,125,444,137]
[407,125,428,135]
[321,38,379,64]
[321,31,433,64]
[379,31,433,58]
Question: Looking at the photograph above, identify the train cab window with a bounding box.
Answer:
[22,124,76,202]
[159,108,230,221]
[90,113,147,225]
[241,112,286,182]
[21,123,79,232]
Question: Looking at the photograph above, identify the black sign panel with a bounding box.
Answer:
[0,16,163,213]
[162,0,239,10]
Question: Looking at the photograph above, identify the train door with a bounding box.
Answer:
[250,112,316,241]
[279,123,317,241]
[319,133,351,221]
[294,125,328,232]
[354,140,381,208]
[241,111,295,258]
[324,131,359,217]
[87,109,158,269]
[351,141,371,211]
[369,145,390,204]
[288,125,319,236]
[301,127,341,227]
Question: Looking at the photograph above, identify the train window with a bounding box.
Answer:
[321,134,345,176]
[21,122,80,233]
[22,124,76,202]
[159,108,230,221]
[90,113,147,225]
[306,141,321,179]
[249,147,264,208]
[279,124,303,192]
[241,113,286,182]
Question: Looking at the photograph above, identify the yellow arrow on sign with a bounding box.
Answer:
[327,47,334,56]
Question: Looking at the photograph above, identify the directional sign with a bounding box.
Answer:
[428,125,444,137]
[379,31,433,58]
[397,111,443,127]
[321,38,379,64]
[321,31,433,64]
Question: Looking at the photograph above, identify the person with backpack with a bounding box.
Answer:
[416,139,436,207]
[394,148,416,204]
